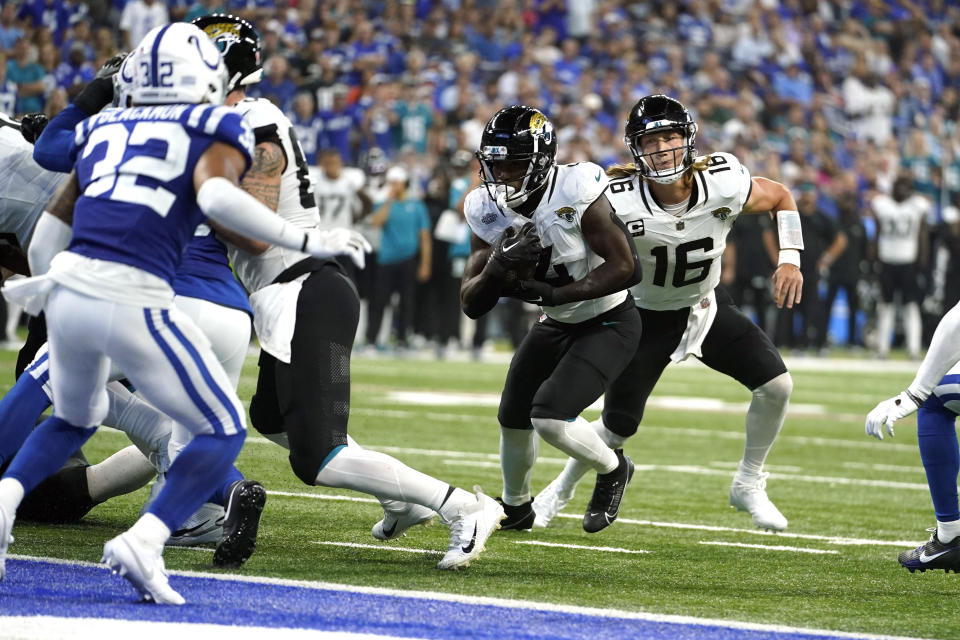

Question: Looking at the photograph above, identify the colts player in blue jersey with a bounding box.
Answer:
[0,23,362,604]
[1,51,269,567]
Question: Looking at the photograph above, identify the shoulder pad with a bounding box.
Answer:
[235,98,291,130]
[701,152,750,201]
[553,162,609,209]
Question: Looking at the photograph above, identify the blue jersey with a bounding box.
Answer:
[67,103,254,284]
[173,227,252,316]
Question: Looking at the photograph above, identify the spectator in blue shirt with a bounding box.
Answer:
[290,91,322,164]
[394,85,433,154]
[365,165,432,350]
[250,55,297,112]
[0,53,18,115]
[319,85,358,163]
[6,37,45,115]
[0,3,24,54]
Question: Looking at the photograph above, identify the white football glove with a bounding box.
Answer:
[304,228,372,269]
[864,390,925,440]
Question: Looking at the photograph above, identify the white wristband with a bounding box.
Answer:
[778,249,800,267]
[776,210,804,250]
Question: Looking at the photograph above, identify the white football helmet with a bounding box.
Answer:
[112,52,137,108]
[130,22,228,106]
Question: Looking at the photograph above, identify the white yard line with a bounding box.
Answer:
[0,617,406,640]
[264,490,920,548]
[698,541,839,554]
[514,540,649,554]
[314,541,442,555]
[6,555,933,640]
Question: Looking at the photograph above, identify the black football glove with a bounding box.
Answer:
[516,279,564,306]
[486,222,541,278]
[73,52,127,115]
[20,112,49,144]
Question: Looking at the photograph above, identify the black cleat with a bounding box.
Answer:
[583,449,634,533]
[213,480,266,568]
[898,528,960,573]
[494,498,535,530]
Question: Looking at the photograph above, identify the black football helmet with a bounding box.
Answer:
[624,94,698,184]
[476,105,557,209]
[192,14,262,92]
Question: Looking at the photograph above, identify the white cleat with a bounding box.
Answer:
[436,490,505,571]
[532,478,575,529]
[102,531,185,605]
[0,504,13,581]
[729,472,788,531]
[372,503,436,541]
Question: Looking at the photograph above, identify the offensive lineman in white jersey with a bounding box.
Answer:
[196,14,506,571]
[532,95,805,532]
[869,173,929,359]
[461,105,643,533]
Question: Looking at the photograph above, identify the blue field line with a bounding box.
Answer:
[0,557,926,640]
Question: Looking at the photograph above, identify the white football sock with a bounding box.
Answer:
[86,445,156,503]
[500,427,538,505]
[938,519,960,543]
[876,302,894,358]
[531,416,618,473]
[739,372,792,476]
[314,443,452,513]
[128,512,171,548]
[904,302,922,358]
[105,382,173,472]
[0,477,25,516]
[551,417,625,496]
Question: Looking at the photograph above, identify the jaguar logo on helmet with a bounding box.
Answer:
[191,13,263,91]
[529,113,553,143]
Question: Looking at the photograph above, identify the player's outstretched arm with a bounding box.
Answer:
[743,176,803,309]
[520,194,640,306]
[194,143,369,265]
[28,172,79,276]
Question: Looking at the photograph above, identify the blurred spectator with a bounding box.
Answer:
[871,174,930,359]
[7,37,45,115]
[310,147,370,283]
[0,52,18,115]
[724,214,777,336]
[119,0,169,51]
[365,165,431,351]
[775,183,846,353]
[253,55,296,112]
[321,83,359,162]
[0,3,24,55]
[290,91,321,163]
[824,191,870,348]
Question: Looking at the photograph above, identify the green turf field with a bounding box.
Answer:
[3,347,954,639]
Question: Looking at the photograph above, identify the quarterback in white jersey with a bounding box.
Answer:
[461,105,642,534]
[197,14,506,571]
[532,95,804,533]
[870,173,929,359]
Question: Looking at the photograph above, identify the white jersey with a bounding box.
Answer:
[465,162,626,324]
[0,118,68,251]
[871,193,928,265]
[609,152,752,311]
[228,98,321,294]
[309,165,365,230]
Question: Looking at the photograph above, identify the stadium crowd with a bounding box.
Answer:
[3,0,960,357]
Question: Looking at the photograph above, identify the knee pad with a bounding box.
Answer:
[249,391,284,435]
[754,372,792,405]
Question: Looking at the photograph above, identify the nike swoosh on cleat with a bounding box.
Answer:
[173,520,215,537]
[382,520,399,538]
[919,549,954,563]
[461,523,478,553]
